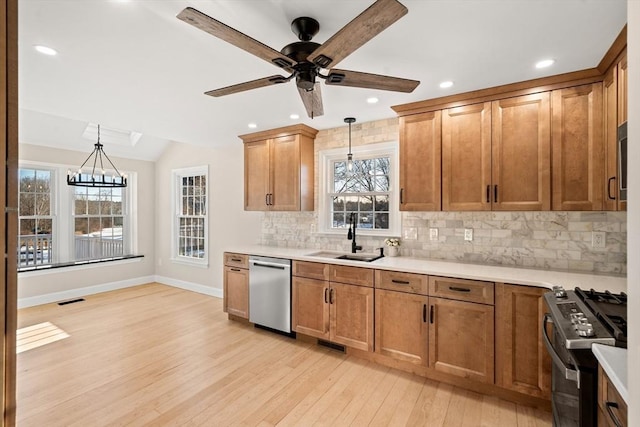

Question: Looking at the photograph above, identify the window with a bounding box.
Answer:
[18,162,135,271]
[73,187,125,260]
[18,168,54,267]
[319,142,400,236]
[172,166,208,266]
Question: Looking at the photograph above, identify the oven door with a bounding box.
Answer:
[543,314,580,426]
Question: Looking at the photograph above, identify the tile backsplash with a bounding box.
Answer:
[260,211,627,275]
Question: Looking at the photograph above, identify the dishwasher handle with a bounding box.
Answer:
[249,259,291,270]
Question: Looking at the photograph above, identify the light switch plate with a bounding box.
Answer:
[403,227,418,240]
[429,228,438,241]
[592,231,606,248]
[464,228,473,241]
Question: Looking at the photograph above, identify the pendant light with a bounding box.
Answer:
[344,117,356,171]
[67,124,127,188]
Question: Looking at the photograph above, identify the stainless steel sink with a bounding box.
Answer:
[305,251,383,262]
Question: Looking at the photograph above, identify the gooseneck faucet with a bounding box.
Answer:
[348,213,363,253]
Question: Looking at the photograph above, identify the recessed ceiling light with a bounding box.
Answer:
[248,123,257,129]
[34,45,57,56]
[290,114,300,120]
[535,59,555,69]
[366,97,379,104]
[439,81,454,89]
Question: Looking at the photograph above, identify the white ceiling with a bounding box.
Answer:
[18,0,627,161]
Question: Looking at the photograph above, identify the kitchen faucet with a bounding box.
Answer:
[348,213,363,253]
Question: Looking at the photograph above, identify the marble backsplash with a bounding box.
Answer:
[260,211,627,275]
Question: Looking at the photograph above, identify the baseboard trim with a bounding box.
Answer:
[154,275,222,298]
[17,275,156,309]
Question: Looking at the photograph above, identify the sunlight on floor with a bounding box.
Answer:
[17,322,70,354]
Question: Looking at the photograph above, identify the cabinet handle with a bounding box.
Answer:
[494,185,498,203]
[400,188,404,204]
[324,288,329,304]
[608,177,617,200]
[391,279,410,285]
[449,286,471,293]
[486,185,490,203]
[269,193,273,205]
[265,193,269,206]
[231,258,242,262]
[429,305,434,324]
[423,304,427,323]
[230,268,241,272]
[329,288,335,304]
[605,402,623,427]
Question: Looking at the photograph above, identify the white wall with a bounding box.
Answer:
[626,2,638,424]
[17,143,156,305]
[154,141,262,296]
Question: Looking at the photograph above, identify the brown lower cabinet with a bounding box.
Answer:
[375,289,429,365]
[429,297,495,383]
[495,283,551,399]
[598,365,628,427]
[292,275,374,352]
[223,253,249,319]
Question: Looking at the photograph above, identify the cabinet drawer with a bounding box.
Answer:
[429,276,494,305]
[330,265,374,287]
[375,270,428,295]
[293,260,329,281]
[599,366,628,427]
[224,252,249,269]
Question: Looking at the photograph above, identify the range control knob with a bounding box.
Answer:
[552,286,567,298]
[570,313,587,325]
[577,323,595,338]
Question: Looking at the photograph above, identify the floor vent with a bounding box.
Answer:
[318,340,345,353]
[57,298,85,306]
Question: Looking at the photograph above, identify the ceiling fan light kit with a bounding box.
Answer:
[177,0,420,119]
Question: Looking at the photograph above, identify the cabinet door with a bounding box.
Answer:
[375,289,428,365]
[244,140,270,211]
[551,83,604,210]
[442,102,492,211]
[270,134,300,211]
[223,266,249,319]
[330,283,374,352]
[399,111,441,211]
[492,93,550,211]
[292,276,329,340]
[495,284,551,399]
[617,52,627,126]
[604,66,619,210]
[429,297,494,383]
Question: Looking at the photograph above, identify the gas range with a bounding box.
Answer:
[544,286,627,350]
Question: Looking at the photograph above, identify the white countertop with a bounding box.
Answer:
[226,245,627,293]
[592,344,628,404]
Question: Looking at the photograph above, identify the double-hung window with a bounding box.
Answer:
[18,168,55,267]
[172,166,208,266]
[319,142,400,236]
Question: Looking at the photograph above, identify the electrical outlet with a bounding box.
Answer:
[429,228,438,241]
[403,227,418,240]
[592,231,606,249]
[464,228,473,241]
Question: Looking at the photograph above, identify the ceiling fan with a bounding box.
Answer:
[177,0,420,118]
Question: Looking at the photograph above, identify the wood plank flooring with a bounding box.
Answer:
[16,283,552,426]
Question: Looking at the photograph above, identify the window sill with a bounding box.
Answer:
[314,229,401,239]
[170,257,209,269]
[18,255,145,274]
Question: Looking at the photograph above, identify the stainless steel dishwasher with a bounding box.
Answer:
[248,256,292,334]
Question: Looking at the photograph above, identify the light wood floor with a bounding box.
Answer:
[16,283,552,426]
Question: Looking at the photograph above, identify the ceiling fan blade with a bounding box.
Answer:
[205,75,289,97]
[297,84,324,118]
[325,69,419,93]
[307,0,407,69]
[177,7,295,72]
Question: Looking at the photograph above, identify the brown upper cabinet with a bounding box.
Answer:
[240,124,317,211]
[604,50,627,211]
[551,83,604,210]
[442,93,551,211]
[399,111,442,211]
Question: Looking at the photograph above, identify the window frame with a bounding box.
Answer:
[171,165,209,267]
[318,141,400,237]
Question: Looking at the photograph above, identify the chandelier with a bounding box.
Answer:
[67,124,127,188]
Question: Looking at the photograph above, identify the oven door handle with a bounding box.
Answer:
[542,313,581,388]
